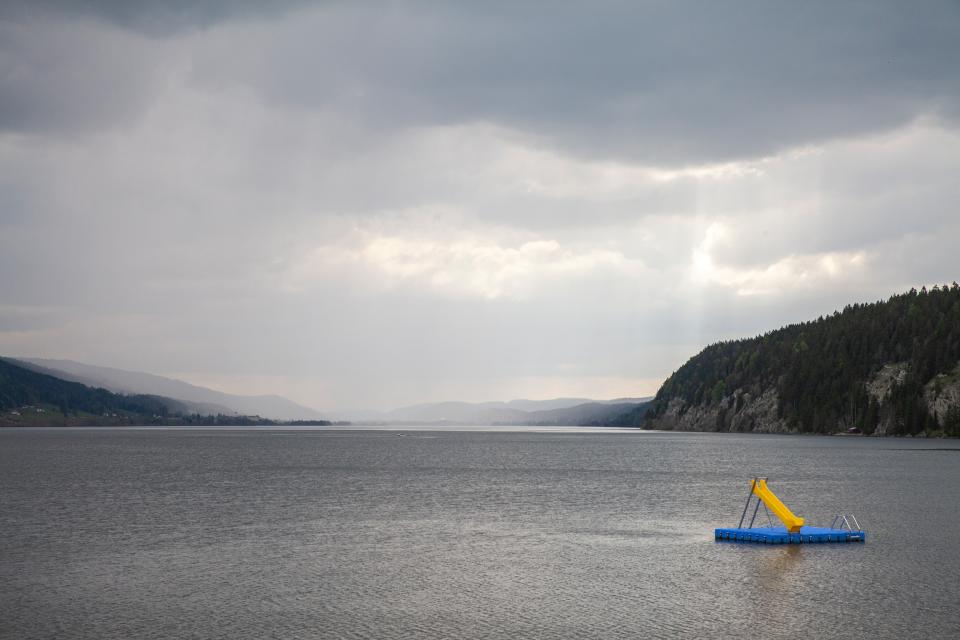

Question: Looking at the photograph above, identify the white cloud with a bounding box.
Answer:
[283,224,637,300]
[691,222,868,296]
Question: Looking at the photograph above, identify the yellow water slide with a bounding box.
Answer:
[752,478,805,533]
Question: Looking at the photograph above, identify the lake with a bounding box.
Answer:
[1,427,958,639]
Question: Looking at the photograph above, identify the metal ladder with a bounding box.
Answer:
[830,513,862,532]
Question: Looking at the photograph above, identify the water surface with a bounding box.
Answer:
[2,428,957,638]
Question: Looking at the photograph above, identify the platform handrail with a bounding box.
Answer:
[830,513,862,532]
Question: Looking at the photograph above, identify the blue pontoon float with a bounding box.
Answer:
[715,477,866,544]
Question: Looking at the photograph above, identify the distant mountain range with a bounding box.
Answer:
[329,397,652,426]
[12,358,325,420]
[2,356,651,427]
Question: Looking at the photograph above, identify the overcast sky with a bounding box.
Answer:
[2,1,959,411]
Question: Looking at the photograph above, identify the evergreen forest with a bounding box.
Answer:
[644,284,960,436]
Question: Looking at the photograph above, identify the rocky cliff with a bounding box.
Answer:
[643,285,960,436]
[649,359,960,436]
[923,363,960,429]
[649,388,794,434]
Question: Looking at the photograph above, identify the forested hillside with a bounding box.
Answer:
[0,358,331,426]
[0,357,185,419]
[645,285,960,436]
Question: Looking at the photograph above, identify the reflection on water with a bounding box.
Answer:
[1,428,958,639]
[758,545,803,589]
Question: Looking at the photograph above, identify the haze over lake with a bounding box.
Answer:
[2,427,957,639]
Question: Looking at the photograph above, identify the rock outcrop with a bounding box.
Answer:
[866,362,909,404]
[649,361,960,436]
[865,362,909,436]
[647,387,794,434]
[924,363,960,428]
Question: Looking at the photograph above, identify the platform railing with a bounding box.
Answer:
[830,513,862,532]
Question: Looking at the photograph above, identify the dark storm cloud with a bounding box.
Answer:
[4,1,959,162]
[0,0,312,134]
[0,17,172,134]
[0,0,313,35]
[190,1,960,163]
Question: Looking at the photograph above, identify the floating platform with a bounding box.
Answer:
[716,477,866,544]
[715,525,866,544]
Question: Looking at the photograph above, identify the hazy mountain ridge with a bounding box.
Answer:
[1,357,188,424]
[645,285,960,436]
[518,401,651,426]
[14,358,324,420]
[331,397,652,425]
[4,357,649,427]
[0,358,331,426]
